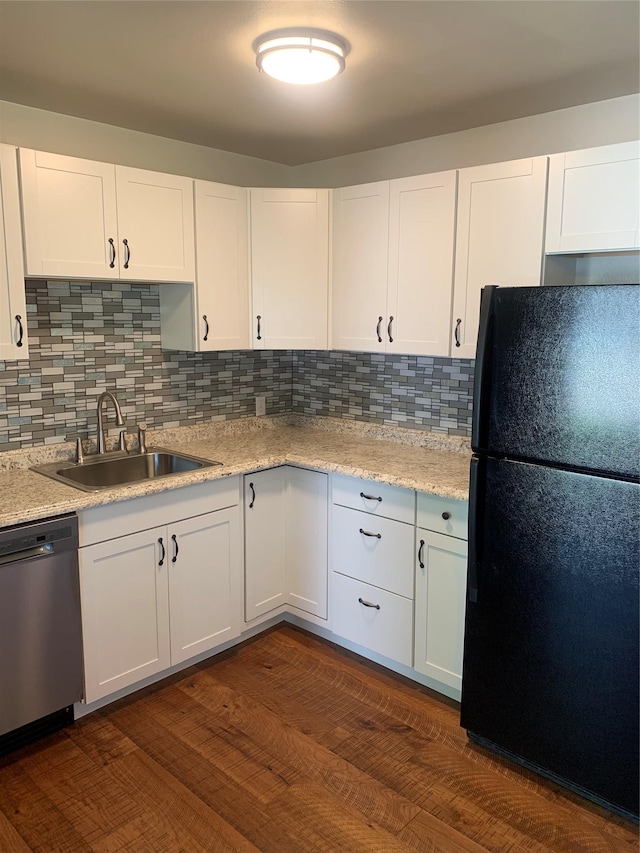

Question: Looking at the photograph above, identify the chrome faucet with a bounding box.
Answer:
[96,391,125,454]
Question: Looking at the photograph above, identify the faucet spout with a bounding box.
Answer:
[97,391,125,454]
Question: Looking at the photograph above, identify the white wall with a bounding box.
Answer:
[290,95,640,187]
[0,100,290,186]
[1,94,638,188]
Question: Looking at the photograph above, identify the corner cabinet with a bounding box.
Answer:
[414,493,468,696]
[451,156,548,358]
[250,188,329,349]
[160,181,250,351]
[78,479,241,704]
[332,172,456,356]
[244,466,328,622]
[545,141,640,253]
[0,144,28,359]
[19,149,195,283]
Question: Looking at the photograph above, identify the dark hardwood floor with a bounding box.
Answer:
[0,625,637,852]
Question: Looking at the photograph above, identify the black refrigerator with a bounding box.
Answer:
[460,284,639,822]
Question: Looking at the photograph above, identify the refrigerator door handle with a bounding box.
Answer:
[468,456,483,603]
[471,285,498,452]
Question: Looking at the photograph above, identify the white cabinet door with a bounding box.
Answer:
[80,528,171,703]
[0,145,28,359]
[332,182,390,351]
[387,171,457,356]
[244,468,287,619]
[414,529,467,693]
[168,508,242,665]
[19,148,119,279]
[250,188,329,349]
[546,141,640,253]
[159,181,250,351]
[286,467,328,619]
[452,157,548,357]
[115,166,195,283]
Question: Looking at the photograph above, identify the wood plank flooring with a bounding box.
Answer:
[0,625,637,852]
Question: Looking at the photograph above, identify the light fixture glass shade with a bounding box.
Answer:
[254,29,347,85]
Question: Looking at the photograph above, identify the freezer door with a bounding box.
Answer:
[472,284,640,479]
[461,456,639,818]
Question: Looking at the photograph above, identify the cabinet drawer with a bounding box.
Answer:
[332,473,415,523]
[332,505,414,598]
[416,492,468,540]
[332,573,413,666]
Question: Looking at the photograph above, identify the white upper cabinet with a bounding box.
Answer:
[159,181,250,351]
[451,156,548,358]
[332,173,456,355]
[19,149,195,283]
[250,188,329,349]
[387,172,457,356]
[0,144,28,359]
[545,141,640,253]
[332,181,390,352]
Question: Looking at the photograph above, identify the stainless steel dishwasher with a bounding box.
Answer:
[0,514,83,754]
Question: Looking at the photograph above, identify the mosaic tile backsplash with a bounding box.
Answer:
[0,280,474,451]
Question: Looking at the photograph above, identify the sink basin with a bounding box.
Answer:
[32,448,222,492]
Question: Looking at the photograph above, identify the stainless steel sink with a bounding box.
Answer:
[32,448,222,492]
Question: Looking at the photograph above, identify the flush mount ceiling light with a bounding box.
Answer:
[253,28,348,85]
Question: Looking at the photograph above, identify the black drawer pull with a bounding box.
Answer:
[454,318,462,348]
[249,482,255,509]
[171,534,179,563]
[123,238,130,268]
[387,315,394,343]
[256,315,262,340]
[108,237,116,268]
[418,539,425,569]
[203,315,209,342]
[358,597,380,610]
[359,528,381,539]
[360,491,382,502]
[158,537,165,566]
[442,511,451,520]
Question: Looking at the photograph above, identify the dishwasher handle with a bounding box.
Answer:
[0,543,54,567]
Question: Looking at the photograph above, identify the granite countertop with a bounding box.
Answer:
[0,416,471,529]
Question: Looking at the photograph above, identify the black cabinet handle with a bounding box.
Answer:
[442,511,451,520]
[418,539,425,569]
[387,316,394,343]
[15,315,24,348]
[256,315,262,340]
[360,491,382,502]
[203,315,209,342]
[158,537,165,566]
[358,597,380,610]
[249,482,255,509]
[454,318,462,348]
[376,316,383,343]
[123,238,130,269]
[359,528,381,539]
[171,534,179,563]
[108,237,116,268]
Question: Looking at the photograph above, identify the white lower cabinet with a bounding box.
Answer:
[330,475,415,666]
[414,494,469,694]
[244,466,328,622]
[332,573,413,666]
[79,480,241,704]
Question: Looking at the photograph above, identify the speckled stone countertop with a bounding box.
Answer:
[0,415,471,529]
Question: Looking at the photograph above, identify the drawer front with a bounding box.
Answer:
[332,505,414,598]
[332,573,413,666]
[332,473,415,524]
[416,492,468,540]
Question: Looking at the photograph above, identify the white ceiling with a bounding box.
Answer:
[0,1,638,166]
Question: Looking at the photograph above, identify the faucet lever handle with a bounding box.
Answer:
[138,422,148,454]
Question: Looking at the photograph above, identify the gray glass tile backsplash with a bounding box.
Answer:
[0,281,474,450]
